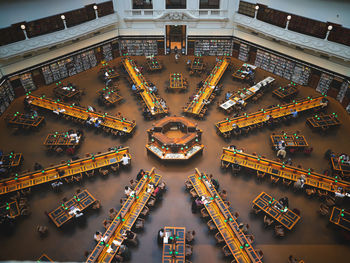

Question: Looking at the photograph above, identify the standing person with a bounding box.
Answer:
[175,53,180,63]
[174,46,178,54]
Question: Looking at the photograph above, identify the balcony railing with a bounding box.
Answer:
[233,13,350,61]
[0,14,118,59]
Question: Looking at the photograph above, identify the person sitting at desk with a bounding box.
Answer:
[291,109,298,118]
[187,59,191,66]
[121,154,130,166]
[115,244,130,262]
[34,162,43,171]
[225,92,232,100]
[294,175,306,189]
[238,223,249,234]
[277,142,287,159]
[131,84,137,92]
[104,71,110,78]
[320,98,329,108]
[136,169,145,181]
[157,228,165,244]
[94,231,103,242]
[279,196,289,208]
[211,177,220,190]
[124,186,133,196]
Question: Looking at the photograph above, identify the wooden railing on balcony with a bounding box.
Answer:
[0,1,114,46]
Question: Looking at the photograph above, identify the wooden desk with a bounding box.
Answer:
[191,57,204,72]
[216,96,326,135]
[273,84,299,101]
[147,56,162,71]
[122,57,168,117]
[252,192,300,230]
[0,200,19,219]
[188,169,262,263]
[98,86,123,106]
[169,73,186,91]
[0,153,23,169]
[271,134,308,149]
[86,168,162,263]
[184,57,230,116]
[162,226,186,263]
[306,114,341,130]
[26,95,135,134]
[99,66,120,81]
[44,132,81,147]
[48,189,96,227]
[37,254,54,262]
[329,207,350,232]
[0,147,131,196]
[53,83,81,101]
[220,148,350,194]
[6,112,44,128]
[232,63,256,81]
[331,157,350,176]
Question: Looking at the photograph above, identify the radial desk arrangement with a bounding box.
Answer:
[220,148,350,195]
[86,168,162,263]
[48,189,97,227]
[146,116,204,161]
[0,147,131,196]
[216,96,328,137]
[122,57,168,117]
[25,94,136,136]
[162,226,186,263]
[188,168,263,263]
[184,57,230,117]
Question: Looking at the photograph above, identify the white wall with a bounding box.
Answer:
[243,0,350,27]
[0,0,108,27]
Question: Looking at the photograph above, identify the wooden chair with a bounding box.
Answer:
[256,249,264,260]
[125,231,138,246]
[200,207,209,219]
[214,232,225,244]
[282,178,293,187]
[147,196,156,207]
[134,218,145,230]
[252,205,262,215]
[207,219,217,231]
[222,245,232,257]
[190,188,198,198]
[99,168,109,176]
[257,171,265,180]
[319,203,329,216]
[264,215,274,227]
[110,163,120,172]
[274,225,285,237]
[270,175,280,184]
[185,179,193,190]
[305,188,316,197]
[185,244,193,257]
[246,234,255,244]
[186,230,195,243]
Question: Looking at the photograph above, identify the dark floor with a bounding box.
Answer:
[0,55,350,263]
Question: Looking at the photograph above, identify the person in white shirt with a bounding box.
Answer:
[105,71,110,77]
[94,231,103,242]
[124,186,133,196]
[121,154,130,166]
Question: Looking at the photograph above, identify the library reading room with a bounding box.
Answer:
[0,0,350,262]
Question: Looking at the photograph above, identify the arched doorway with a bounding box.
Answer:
[165,25,186,54]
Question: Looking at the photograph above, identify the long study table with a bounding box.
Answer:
[162,226,186,263]
[188,168,262,263]
[86,168,162,263]
[122,57,168,116]
[44,132,81,147]
[48,189,96,227]
[329,207,350,232]
[252,192,300,230]
[232,63,256,81]
[6,112,44,128]
[306,114,341,130]
[272,84,298,101]
[216,96,326,135]
[184,57,230,116]
[0,148,131,196]
[271,134,308,149]
[26,94,135,134]
[220,148,350,194]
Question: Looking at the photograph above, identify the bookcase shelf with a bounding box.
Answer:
[120,40,158,56]
[194,40,233,56]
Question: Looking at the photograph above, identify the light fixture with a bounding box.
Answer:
[255,5,259,10]
[93,5,98,10]
[20,24,25,30]
[325,25,333,40]
[328,25,333,31]
[287,15,291,21]
[61,15,65,20]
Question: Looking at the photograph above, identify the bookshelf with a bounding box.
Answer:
[336,80,349,103]
[20,73,36,91]
[120,40,158,56]
[238,43,250,62]
[0,80,15,115]
[194,40,233,56]
[102,43,113,62]
[316,73,333,94]
[41,66,54,85]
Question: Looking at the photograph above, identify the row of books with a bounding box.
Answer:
[120,40,158,56]
[238,43,249,62]
[20,73,36,91]
[194,40,233,56]
[316,73,333,94]
[0,80,15,115]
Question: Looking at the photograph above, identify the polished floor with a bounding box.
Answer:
[0,55,350,263]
